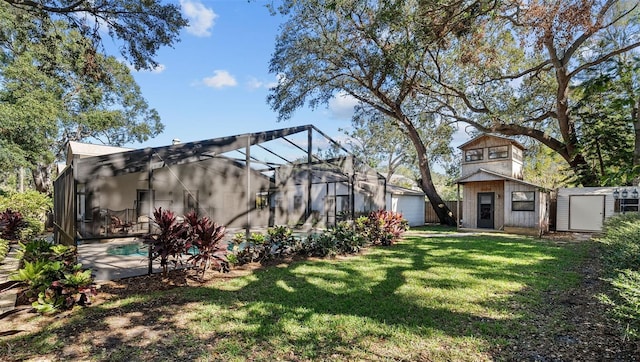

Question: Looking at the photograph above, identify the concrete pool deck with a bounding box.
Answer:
[77,238,163,281]
[77,227,325,282]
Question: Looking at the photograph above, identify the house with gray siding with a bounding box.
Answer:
[53,125,387,245]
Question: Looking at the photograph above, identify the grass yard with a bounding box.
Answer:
[0,230,606,361]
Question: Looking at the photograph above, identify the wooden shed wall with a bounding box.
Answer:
[461,180,505,229]
[503,181,542,228]
[460,137,524,179]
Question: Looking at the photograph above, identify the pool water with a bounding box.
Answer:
[107,243,148,256]
[106,243,201,256]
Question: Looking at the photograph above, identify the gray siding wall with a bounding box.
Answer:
[89,157,272,228]
[504,181,541,228]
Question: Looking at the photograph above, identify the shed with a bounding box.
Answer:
[555,186,638,232]
[455,134,549,236]
[385,184,425,227]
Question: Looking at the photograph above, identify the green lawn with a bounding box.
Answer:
[0,232,587,361]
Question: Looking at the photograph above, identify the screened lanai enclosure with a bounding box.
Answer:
[53,125,387,245]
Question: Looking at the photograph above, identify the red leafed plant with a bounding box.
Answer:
[143,207,189,277]
[366,210,409,246]
[184,211,229,279]
[0,208,26,241]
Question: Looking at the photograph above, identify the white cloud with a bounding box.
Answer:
[180,0,217,37]
[148,64,166,74]
[202,70,237,88]
[247,76,279,90]
[328,92,359,119]
[122,59,166,74]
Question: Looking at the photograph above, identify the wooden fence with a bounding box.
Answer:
[425,201,462,224]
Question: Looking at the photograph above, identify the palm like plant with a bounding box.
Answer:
[184,211,229,279]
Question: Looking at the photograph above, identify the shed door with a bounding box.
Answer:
[477,192,494,229]
[569,195,604,231]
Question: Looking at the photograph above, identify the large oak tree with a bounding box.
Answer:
[0,5,165,193]
[1,0,187,70]
[429,0,640,186]
[268,0,495,225]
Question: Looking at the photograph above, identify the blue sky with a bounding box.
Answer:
[122,0,356,150]
[121,0,469,164]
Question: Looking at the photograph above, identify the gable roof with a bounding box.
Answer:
[457,134,526,151]
[386,184,425,196]
[455,168,547,189]
[68,141,133,158]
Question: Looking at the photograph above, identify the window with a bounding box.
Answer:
[293,195,303,209]
[512,147,523,161]
[488,146,509,159]
[512,191,535,211]
[616,199,639,213]
[465,148,483,162]
[256,192,269,209]
[184,190,199,213]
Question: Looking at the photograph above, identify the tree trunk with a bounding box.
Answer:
[400,117,456,226]
[633,95,640,185]
[31,163,52,195]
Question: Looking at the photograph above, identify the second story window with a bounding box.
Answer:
[512,147,523,161]
[488,146,509,159]
[465,148,483,162]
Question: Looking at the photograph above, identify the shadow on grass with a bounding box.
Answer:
[0,233,585,361]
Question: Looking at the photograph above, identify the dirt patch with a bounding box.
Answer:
[494,237,640,361]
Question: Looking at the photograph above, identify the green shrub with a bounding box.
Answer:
[299,232,338,257]
[0,191,51,236]
[330,221,367,254]
[599,213,640,270]
[16,238,53,263]
[10,240,95,314]
[597,213,640,339]
[0,238,8,262]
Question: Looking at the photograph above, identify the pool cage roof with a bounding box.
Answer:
[73,125,382,184]
[55,125,387,245]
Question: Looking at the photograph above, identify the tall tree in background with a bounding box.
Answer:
[342,109,416,182]
[268,0,493,225]
[0,0,187,70]
[429,0,640,186]
[343,107,454,186]
[0,6,164,193]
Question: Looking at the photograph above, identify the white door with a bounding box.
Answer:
[569,195,604,231]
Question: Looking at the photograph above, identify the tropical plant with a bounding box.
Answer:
[0,208,26,240]
[143,207,188,277]
[16,238,52,263]
[365,210,409,246]
[10,240,95,314]
[266,225,299,259]
[0,191,51,236]
[183,212,229,279]
[331,221,368,254]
